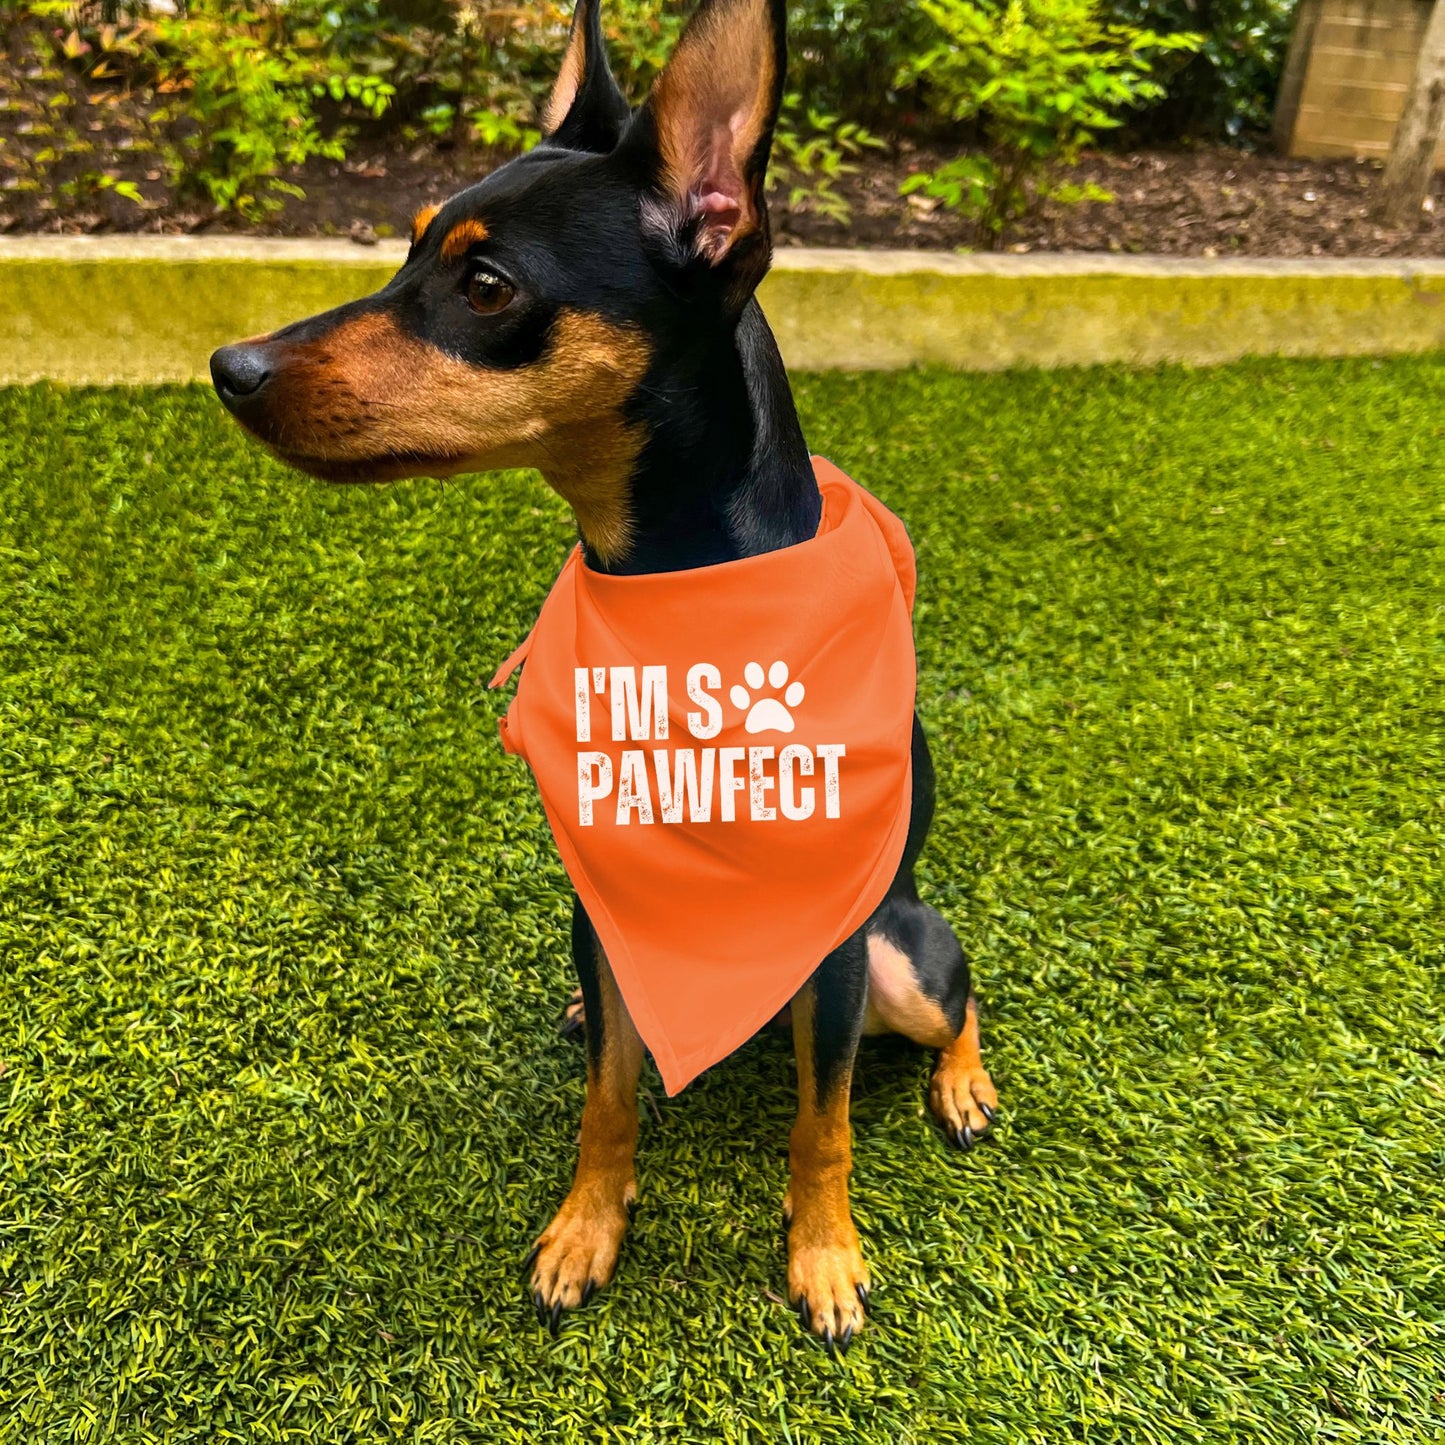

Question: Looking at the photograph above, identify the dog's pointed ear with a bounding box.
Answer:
[541,0,631,154]
[628,0,786,305]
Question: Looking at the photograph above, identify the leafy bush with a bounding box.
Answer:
[277,0,580,153]
[11,0,1278,232]
[770,96,884,227]
[787,0,937,131]
[10,0,879,225]
[150,1,392,217]
[1103,0,1297,139]
[5,0,394,219]
[288,0,877,222]
[786,0,1291,145]
[899,0,1200,243]
[599,0,689,100]
[0,4,158,210]
[283,0,684,173]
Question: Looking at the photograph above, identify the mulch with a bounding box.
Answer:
[7,130,1444,259]
[3,31,1442,257]
[819,144,1445,259]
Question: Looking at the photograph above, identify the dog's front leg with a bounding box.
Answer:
[784,929,870,1353]
[526,897,642,1333]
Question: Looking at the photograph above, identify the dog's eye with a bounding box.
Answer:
[466,270,515,316]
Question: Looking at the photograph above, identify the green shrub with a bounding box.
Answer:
[786,0,1293,145]
[278,0,555,151]
[1103,0,1296,139]
[899,0,1199,243]
[770,97,884,228]
[282,0,881,228]
[601,0,689,100]
[149,1,392,218]
[16,0,1277,231]
[0,4,159,209]
[787,0,936,131]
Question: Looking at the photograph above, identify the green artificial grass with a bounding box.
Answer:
[1,357,1443,1443]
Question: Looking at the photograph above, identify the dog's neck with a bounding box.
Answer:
[578,299,820,576]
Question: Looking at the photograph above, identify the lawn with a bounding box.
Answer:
[1,358,1442,1443]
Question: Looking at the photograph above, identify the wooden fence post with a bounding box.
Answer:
[1272,0,1323,156]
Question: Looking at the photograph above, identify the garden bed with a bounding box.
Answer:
[5,54,1444,260]
[5,0,1443,260]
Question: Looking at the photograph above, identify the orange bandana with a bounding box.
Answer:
[491,458,917,1093]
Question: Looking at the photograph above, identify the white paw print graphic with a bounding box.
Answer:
[730,660,805,735]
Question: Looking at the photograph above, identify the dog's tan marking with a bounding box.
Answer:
[529,942,643,1318]
[784,981,868,1345]
[439,217,490,262]
[250,308,649,563]
[410,203,442,246]
[542,3,589,134]
[929,996,998,1140]
[861,933,954,1044]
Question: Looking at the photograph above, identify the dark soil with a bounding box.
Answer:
[9,129,1445,259]
[827,145,1445,259]
[4,31,1442,257]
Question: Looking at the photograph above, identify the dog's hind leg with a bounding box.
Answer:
[927,990,996,1149]
[863,894,998,1150]
[865,715,998,1149]
[784,930,871,1353]
[526,896,643,1332]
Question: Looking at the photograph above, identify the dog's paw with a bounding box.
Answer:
[929,1056,998,1151]
[787,1235,869,1355]
[524,1182,634,1334]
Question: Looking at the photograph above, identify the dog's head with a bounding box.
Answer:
[209,0,787,562]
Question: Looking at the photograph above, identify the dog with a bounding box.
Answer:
[209,0,997,1354]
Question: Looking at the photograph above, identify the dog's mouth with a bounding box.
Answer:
[261,444,475,487]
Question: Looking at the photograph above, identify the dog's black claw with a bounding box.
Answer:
[822,1326,836,1357]
[798,1297,811,1331]
[548,1300,562,1337]
[558,1013,584,1040]
[855,1282,870,1309]
[980,1101,996,1124]
[625,1198,638,1220]
[839,1324,855,1355]
[521,1244,540,1277]
[581,1279,595,1306]
[962,1124,976,1150]
[532,1290,546,1325]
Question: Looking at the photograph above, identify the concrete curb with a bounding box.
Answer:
[4,237,1444,382]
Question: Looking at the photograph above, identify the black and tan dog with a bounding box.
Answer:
[210,0,997,1353]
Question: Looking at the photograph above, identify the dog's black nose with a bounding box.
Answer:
[210,343,272,408]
